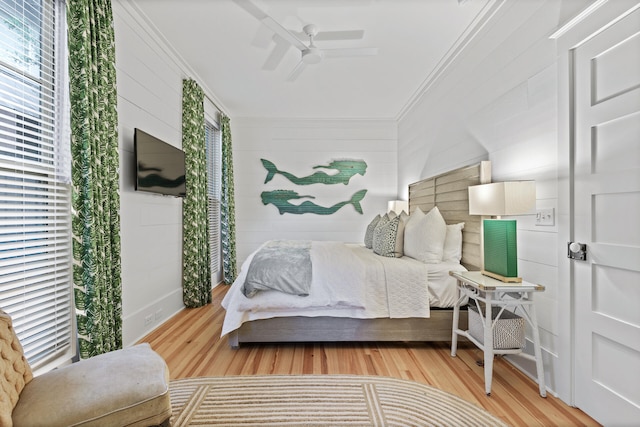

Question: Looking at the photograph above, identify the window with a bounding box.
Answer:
[0,0,73,371]
[205,120,221,283]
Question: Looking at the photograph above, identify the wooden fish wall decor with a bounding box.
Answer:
[260,158,368,215]
[261,159,367,185]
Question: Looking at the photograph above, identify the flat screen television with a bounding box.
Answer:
[134,128,186,197]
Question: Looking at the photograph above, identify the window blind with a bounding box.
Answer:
[205,121,221,280]
[0,0,74,370]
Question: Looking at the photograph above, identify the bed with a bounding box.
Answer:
[222,161,492,348]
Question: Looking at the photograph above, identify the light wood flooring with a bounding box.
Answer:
[140,285,599,427]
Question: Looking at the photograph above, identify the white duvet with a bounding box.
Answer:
[221,241,466,337]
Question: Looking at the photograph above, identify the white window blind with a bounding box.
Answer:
[0,0,74,370]
[205,121,221,280]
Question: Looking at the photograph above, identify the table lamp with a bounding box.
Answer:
[468,181,536,282]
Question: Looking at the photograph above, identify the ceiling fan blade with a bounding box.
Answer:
[322,47,378,58]
[286,61,307,82]
[263,36,290,70]
[251,25,273,49]
[293,29,365,41]
[234,0,307,51]
[261,17,307,51]
[233,0,267,20]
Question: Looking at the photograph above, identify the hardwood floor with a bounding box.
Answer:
[140,285,599,427]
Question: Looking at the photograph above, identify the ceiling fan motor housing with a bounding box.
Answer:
[303,24,318,37]
[302,47,323,64]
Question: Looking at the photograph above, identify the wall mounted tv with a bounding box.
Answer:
[134,128,186,197]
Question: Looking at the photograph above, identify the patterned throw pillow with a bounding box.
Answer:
[374,213,391,236]
[373,215,405,258]
[364,214,381,249]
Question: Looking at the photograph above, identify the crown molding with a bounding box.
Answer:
[548,0,608,40]
[396,0,506,122]
[116,1,230,117]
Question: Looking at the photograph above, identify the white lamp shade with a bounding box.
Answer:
[387,200,408,214]
[468,181,536,216]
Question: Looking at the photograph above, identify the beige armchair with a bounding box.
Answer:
[0,310,171,427]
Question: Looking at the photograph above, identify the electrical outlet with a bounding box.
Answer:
[535,208,555,226]
[144,314,153,326]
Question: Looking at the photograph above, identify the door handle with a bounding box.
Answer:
[568,242,587,261]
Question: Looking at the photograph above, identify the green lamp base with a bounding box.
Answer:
[481,269,523,283]
[483,219,521,282]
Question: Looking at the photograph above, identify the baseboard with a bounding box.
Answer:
[123,288,184,346]
[503,338,559,399]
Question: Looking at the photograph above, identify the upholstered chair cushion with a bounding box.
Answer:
[12,343,171,427]
[0,310,33,427]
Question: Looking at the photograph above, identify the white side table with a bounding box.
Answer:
[450,271,547,397]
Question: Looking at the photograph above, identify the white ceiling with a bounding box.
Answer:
[128,0,494,119]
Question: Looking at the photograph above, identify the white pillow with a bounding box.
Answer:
[403,207,425,258]
[373,215,405,258]
[443,222,465,263]
[403,206,447,263]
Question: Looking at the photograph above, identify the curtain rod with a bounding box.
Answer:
[204,92,229,118]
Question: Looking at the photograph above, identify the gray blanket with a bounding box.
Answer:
[242,240,312,298]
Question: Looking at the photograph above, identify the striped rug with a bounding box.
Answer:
[169,375,509,426]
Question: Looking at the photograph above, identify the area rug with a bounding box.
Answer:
[169,374,509,426]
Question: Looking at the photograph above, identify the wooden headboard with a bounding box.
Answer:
[408,161,491,271]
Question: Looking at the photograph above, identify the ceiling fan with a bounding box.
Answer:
[234,0,378,81]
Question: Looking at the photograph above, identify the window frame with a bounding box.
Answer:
[204,115,222,285]
[0,0,75,374]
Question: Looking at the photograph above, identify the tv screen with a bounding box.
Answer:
[134,128,186,197]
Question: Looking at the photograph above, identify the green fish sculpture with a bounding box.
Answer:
[261,159,367,185]
[261,189,368,215]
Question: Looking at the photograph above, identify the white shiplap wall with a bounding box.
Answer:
[111,3,398,344]
[114,2,189,345]
[397,0,590,401]
[232,118,398,266]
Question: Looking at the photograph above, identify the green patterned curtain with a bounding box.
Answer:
[67,0,122,358]
[220,116,237,285]
[182,79,212,307]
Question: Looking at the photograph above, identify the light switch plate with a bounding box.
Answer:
[535,208,555,226]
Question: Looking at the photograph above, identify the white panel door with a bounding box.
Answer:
[572,6,640,425]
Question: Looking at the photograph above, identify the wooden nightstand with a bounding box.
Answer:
[450,270,546,397]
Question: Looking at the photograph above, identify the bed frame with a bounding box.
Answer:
[228,161,492,348]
